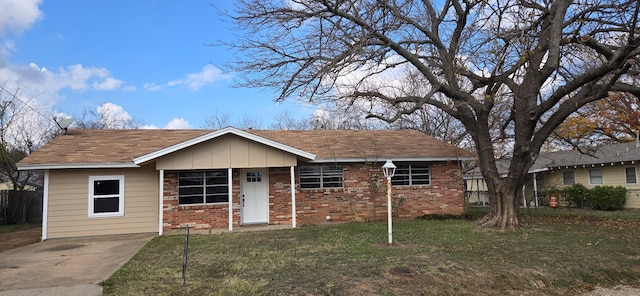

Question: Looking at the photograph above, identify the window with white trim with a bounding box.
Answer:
[392,163,430,186]
[89,175,124,217]
[562,171,575,186]
[625,167,637,184]
[589,168,603,185]
[178,170,229,205]
[299,165,344,189]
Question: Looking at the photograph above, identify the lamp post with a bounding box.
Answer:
[382,160,396,244]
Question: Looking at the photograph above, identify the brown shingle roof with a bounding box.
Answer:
[247,129,473,160]
[20,129,210,165]
[18,128,474,167]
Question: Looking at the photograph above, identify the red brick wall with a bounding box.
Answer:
[271,162,465,226]
[163,162,464,230]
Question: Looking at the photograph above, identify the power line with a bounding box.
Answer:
[0,85,60,126]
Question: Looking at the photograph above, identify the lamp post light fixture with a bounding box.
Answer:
[382,160,396,244]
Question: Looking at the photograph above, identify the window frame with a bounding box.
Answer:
[299,165,344,189]
[88,175,125,218]
[562,170,575,186]
[588,168,604,185]
[178,170,229,205]
[391,163,431,186]
[625,167,638,184]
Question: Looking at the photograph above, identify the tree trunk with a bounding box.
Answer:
[477,180,520,230]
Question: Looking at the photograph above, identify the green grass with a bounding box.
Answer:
[102,212,640,295]
[525,207,640,221]
[468,206,640,221]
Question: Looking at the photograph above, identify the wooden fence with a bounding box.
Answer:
[0,190,43,224]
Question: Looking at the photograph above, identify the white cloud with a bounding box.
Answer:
[164,118,191,129]
[97,102,132,120]
[56,64,110,90]
[93,77,124,90]
[122,85,136,92]
[140,124,159,129]
[0,0,42,36]
[97,102,134,129]
[166,64,231,91]
[143,83,163,91]
[0,61,128,107]
[0,7,129,107]
[143,118,194,130]
[0,41,16,66]
[144,65,231,92]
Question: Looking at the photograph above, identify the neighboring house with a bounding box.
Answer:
[17,127,474,240]
[465,141,640,208]
[0,182,38,191]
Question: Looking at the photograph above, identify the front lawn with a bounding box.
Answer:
[102,213,640,295]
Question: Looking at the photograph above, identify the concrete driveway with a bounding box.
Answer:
[0,233,153,296]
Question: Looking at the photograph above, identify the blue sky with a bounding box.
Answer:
[0,0,315,129]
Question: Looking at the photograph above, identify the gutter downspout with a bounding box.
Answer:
[42,170,49,241]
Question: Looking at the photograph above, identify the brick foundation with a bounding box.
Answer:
[162,162,464,231]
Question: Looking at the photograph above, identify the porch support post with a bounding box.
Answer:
[42,170,49,241]
[477,179,484,206]
[290,166,296,228]
[158,170,164,235]
[228,168,233,232]
[533,172,539,207]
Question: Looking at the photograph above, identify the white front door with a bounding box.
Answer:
[241,169,269,224]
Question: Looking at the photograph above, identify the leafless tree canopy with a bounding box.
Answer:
[72,107,141,130]
[226,0,640,229]
[0,83,57,190]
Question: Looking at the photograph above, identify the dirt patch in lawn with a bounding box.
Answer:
[0,227,41,253]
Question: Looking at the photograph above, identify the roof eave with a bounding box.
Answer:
[528,168,549,173]
[133,127,316,165]
[17,162,140,170]
[309,156,475,163]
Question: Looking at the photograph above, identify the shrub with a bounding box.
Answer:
[590,186,627,211]
[560,184,590,208]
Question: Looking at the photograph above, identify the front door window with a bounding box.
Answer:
[246,171,262,182]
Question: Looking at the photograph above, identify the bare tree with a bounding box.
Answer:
[72,104,141,129]
[270,107,391,130]
[203,111,265,129]
[391,101,471,148]
[203,111,234,129]
[270,111,316,130]
[0,83,57,190]
[236,116,264,130]
[225,0,640,229]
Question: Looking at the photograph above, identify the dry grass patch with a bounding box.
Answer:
[0,224,41,253]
